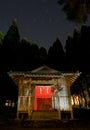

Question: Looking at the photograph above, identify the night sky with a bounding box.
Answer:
[0,0,90,50]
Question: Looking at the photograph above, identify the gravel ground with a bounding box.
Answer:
[0,119,90,130]
[0,127,90,130]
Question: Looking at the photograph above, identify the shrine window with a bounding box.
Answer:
[5,100,15,107]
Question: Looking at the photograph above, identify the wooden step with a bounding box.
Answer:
[31,111,59,120]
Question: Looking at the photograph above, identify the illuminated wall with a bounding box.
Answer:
[52,84,70,111]
[18,81,31,112]
[59,84,70,111]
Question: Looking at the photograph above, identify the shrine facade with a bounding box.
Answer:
[9,65,80,120]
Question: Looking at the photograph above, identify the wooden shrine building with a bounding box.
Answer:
[8,65,80,120]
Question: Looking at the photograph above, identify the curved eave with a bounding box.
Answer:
[8,72,63,78]
[63,72,81,87]
[8,71,80,85]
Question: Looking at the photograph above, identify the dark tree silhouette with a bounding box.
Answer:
[65,25,90,72]
[39,47,47,65]
[19,39,42,71]
[47,38,66,70]
[71,27,80,70]
[2,19,20,71]
[0,71,18,115]
[0,31,4,71]
[19,38,32,70]
[79,25,90,72]
[0,19,46,71]
[30,42,42,70]
[65,35,74,70]
[65,27,80,71]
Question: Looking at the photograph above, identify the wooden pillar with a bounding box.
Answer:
[28,96,32,119]
[16,79,22,119]
[16,112,19,119]
[28,80,32,119]
[58,95,61,120]
[56,78,61,120]
[16,96,20,119]
[16,85,21,119]
[68,85,74,119]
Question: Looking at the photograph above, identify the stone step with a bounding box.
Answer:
[31,111,59,120]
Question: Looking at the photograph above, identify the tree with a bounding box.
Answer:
[65,35,74,70]
[71,73,90,108]
[30,42,41,69]
[39,47,47,65]
[3,19,20,46]
[47,38,66,70]
[19,37,32,70]
[79,25,90,72]
[57,0,90,23]
[0,31,4,46]
[65,27,80,71]
[2,19,20,71]
[0,32,4,71]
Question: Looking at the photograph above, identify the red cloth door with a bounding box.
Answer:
[34,86,52,110]
[37,98,52,110]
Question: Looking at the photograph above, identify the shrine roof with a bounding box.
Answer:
[8,65,62,76]
[8,65,80,78]
[8,65,81,87]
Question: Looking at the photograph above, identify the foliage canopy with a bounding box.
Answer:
[57,0,90,23]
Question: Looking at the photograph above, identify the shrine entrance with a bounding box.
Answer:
[34,86,52,111]
[37,98,52,110]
